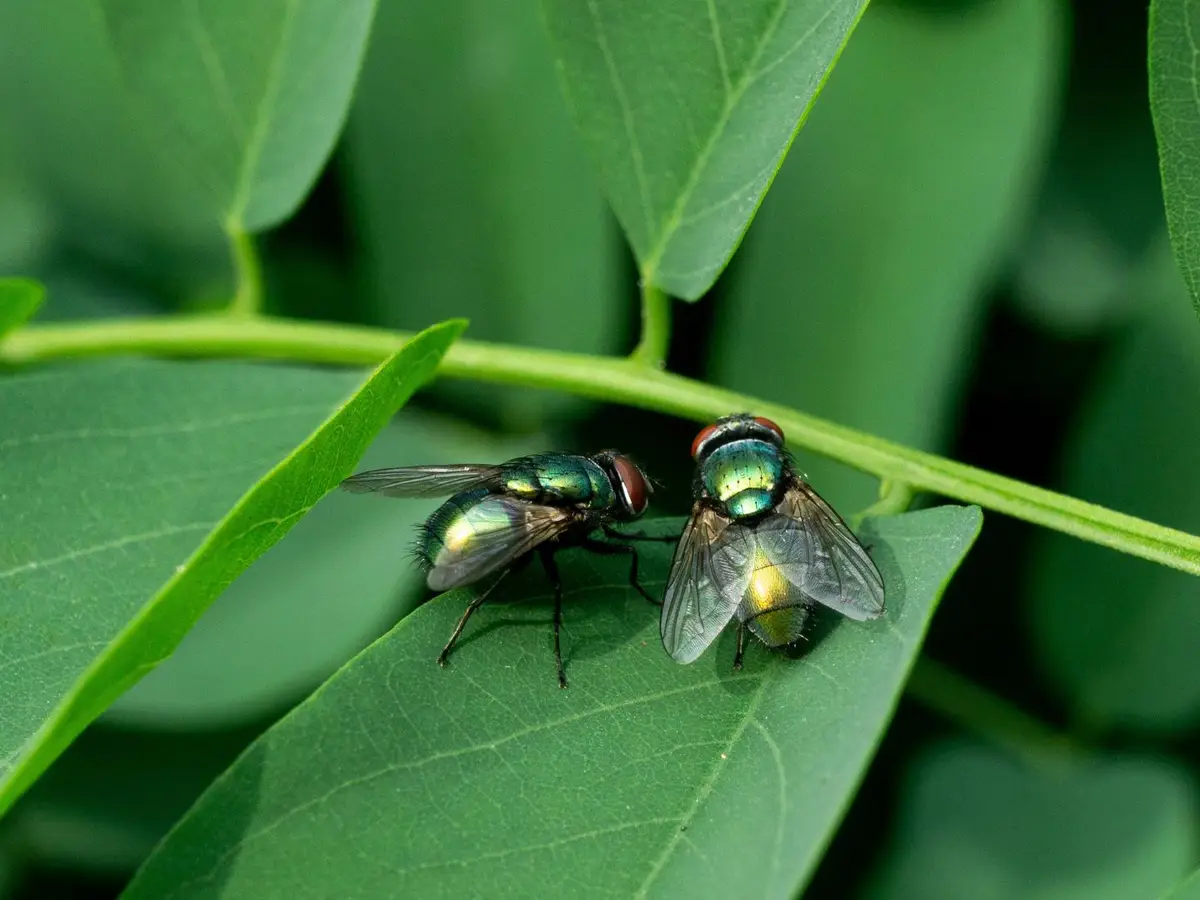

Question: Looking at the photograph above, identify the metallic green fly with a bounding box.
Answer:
[660,414,885,668]
[342,451,664,687]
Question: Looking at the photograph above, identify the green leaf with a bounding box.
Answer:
[0,278,43,338]
[712,0,1061,513]
[1150,0,1200,320]
[543,0,869,299]
[97,0,377,231]
[866,743,1197,900]
[1164,869,1200,900]
[0,320,463,815]
[346,0,620,428]
[1028,278,1200,732]
[124,505,981,900]
[108,411,538,729]
[0,1,215,247]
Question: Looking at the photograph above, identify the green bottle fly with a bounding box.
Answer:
[343,451,660,687]
[662,414,886,669]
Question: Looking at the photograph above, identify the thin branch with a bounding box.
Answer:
[2,315,1199,576]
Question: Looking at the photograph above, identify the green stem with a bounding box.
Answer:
[907,657,1076,765]
[225,226,263,318]
[630,282,672,368]
[3,314,1199,576]
[852,479,916,529]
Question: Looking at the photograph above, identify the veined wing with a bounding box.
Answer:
[424,495,575,592]
[660,504,740,664]
[706,523,813,648]
[753,481,886,621]
[340,464,504,498]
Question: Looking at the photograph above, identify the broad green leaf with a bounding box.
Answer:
[124,505,981,900]
[109,411,538,729]
[866,742,1197,900]
[1028,274,1200,732]
[1164,869,1200,900]
[97,0,377,231]
[711,0,1061,513]
[0,279,43,338]
[0,0,214,247]
[1150,0,1200,320]
[0,320,462,815]
[543,0,869,299]
[347,0,620,429]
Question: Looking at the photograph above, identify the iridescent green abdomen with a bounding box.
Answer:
[500,454,614,509]
[418,488,520,571]
[701,439,784,519]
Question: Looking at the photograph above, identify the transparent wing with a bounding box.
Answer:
[704,523,813,647]
[340,464,504,499]
[660,504,741,664]
[753,481,886,621]
[425,496,574,592]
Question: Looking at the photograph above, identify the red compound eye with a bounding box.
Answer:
[612,455,649,515]
[690,423,721,460]
[754,416,785,442]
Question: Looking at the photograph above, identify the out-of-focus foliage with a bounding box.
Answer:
[1028,246,1200,733]
[346,0,620,428]
[867,742,1196,900]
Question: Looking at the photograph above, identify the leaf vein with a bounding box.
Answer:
[169,675,759,896]
[585,0,655,242]
[226,0,299,226]
[185,0,245,144]
[0,522,216,581]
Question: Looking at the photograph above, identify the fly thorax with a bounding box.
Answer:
[701,439,784,520]
[504,456,613,508]
[584,461,617,508]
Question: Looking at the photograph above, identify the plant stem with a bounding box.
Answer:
[852,479,916,529]
[3,314,1200,576]
[225,226,263,318]
[907,657,1076,765]
[629,282,672,368]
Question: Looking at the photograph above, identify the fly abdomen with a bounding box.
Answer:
[417,488,499,571]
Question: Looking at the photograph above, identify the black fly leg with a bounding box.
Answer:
[732,623,746,671]
[437,568,510,668]
[602,525,678,544]
[582,538,660,606]
[538,547,568,689]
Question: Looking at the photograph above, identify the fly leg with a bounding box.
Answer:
[437,568,510,668]
[602,525,678,544]
[732,623,747,671]
[582,538,660,606]
[538,547,569,689]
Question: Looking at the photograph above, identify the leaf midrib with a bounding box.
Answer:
[633,674,769,897]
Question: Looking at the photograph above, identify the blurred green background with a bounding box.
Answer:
[1,0,1198,896]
